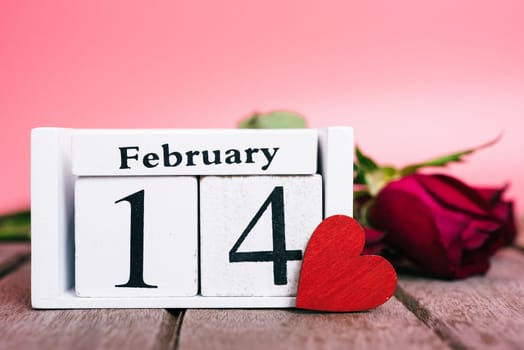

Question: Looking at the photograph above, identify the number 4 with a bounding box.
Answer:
[229,186,303,285]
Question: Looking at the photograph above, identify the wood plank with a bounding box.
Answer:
[178,298,448,350]
[0,243,30,277]
[397,248,524,350]
[488,248,524,281]
[0,263,181,350]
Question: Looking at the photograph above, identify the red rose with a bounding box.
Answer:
[368,173,517,279]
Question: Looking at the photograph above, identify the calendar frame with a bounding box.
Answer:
[31,127,353,309]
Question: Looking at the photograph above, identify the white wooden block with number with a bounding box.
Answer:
[200,175,323,296]
[75,176,198,297]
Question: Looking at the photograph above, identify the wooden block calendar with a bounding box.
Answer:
[31,127,353,308]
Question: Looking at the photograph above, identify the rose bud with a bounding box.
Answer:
[368,174,517,279]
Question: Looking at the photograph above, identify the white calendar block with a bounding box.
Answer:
[200,175,322,297]
[75,176,198,297]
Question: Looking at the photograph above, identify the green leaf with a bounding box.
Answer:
[400,135,501,176]
[355,146,379,172]
[354,164,367,185]
[354,189,370,199]
[364,166,401,196]
[0,210,31,241]
[356,196,376,227]
[238,111,307,129]
[355,148,399,194]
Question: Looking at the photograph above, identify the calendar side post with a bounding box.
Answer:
[31,128,75,308]
[318,127,354,218]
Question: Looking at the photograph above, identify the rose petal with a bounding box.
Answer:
[475,186,505,205]
[461,220,496,249]
[364,226,386,244]
[475,185,517,245]
[415,174,492,217]
[362,227,387,255]
[454,259,490,279]
[494,201,517,245]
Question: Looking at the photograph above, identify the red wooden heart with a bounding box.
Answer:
[296,215,397,312]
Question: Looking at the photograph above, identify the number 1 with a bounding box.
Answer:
[115,190,157,289]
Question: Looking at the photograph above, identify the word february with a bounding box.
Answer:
[119,144,280,171]
[72,129,318,175]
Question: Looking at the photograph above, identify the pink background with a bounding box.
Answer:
[1,1,523,218]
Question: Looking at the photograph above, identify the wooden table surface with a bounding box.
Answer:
[1,241,523,350]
